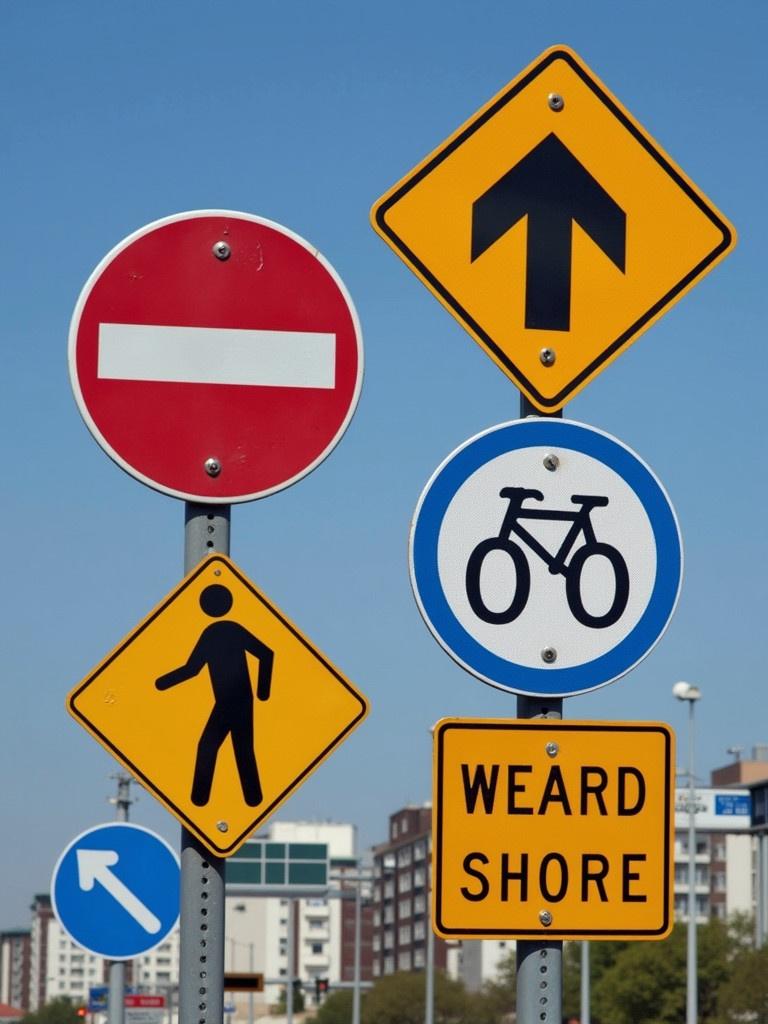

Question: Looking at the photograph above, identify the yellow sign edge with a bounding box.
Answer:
[371,44,736,411]
[67,554,370,857]
[431,717,675,940]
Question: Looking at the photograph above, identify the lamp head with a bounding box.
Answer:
[672,680,701,702]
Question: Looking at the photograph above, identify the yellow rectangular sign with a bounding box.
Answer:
[68,556,369,857]
[372,46,735,411]
[433,719,674,939]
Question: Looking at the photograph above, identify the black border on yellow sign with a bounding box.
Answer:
[433,720,673,938]
[68,555,369,857]
[373,47,733,410]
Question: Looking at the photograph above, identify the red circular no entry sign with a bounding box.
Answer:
[69,211,363,503]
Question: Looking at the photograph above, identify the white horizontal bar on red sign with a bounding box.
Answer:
[97,323,337,389]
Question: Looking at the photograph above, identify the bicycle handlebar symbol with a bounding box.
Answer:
[465,487,630,629]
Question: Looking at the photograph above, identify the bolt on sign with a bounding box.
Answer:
[67,555,369,857]
[432,719,674,939]
[371,46,735,411]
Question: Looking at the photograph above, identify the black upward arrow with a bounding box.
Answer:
[471,133,626,332]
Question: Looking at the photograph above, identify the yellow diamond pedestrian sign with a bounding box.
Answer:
[68,556,369,857]
[433,719,674,940]
[371,46,735,411]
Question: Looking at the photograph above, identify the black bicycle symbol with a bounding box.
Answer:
[465,487,630,629]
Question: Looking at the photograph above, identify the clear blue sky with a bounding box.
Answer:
[1,1,766,928]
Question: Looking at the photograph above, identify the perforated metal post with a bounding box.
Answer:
[515,695,563,1024]
[179,504,231,1024]
[515,394,564,1024]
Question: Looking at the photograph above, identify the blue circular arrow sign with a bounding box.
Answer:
[410,419,682,697]
[52,823,179,959]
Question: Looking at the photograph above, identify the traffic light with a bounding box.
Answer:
[315,978,329,1001]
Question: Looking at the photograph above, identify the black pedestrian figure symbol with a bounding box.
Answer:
[155,584,274,807]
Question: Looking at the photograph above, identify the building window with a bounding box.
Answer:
[384,956,395,975]
[413,894,426,914]
[413,920,425,941]
[397,847,412,868]
[398,925,411,945]
[384,930,394,951]
[311,943,324,955]
[372,935,381,953]
[401,816,409,834]
[392,821,399,840]
[373,962,381,978]
[384,906,394,925]
[399,897,412,919]
[398,951,411,970]
[373,910,381,928]
[413,948,425,968]
[384,881,394,899]
[413,841,426,861]
[398,872,412,894]
[413,867,426,888]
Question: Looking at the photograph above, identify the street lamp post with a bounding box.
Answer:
[673,680,701,1024]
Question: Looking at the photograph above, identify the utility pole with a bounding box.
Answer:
[108,773,134,1024]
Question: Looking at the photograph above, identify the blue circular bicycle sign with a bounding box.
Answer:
[410,419,682,697]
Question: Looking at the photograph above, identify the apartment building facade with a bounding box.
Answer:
[0,931,30,1013]
[371,805,447,978]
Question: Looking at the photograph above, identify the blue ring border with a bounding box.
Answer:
[410,420,683,697]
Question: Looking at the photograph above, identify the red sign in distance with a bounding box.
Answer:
[69,211,363,503]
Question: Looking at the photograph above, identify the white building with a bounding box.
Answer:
[226,820,357,1017]
[28,893,179,1013]
[673,786,752,922]
[453,940,512,992]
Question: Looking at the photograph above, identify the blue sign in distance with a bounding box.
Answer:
[410,419,682,697]
[52,823,180,960]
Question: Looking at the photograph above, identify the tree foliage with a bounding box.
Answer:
[308,918,768,1024]
[361,970,469,1024]
[315,989,354,1024]
[20,997,83,1024]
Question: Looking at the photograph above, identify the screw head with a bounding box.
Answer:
[543,453,559,472]
[204,457,222,477]
[540,347,556,367]
[216,821,229,833]
[212,241,231,261]
[545,742,559,758]
[547,92,564,112]
[541,647,557,664]
[539,910,553,926]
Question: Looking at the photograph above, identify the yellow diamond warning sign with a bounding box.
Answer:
[433,719,674,940]
[68,556,369,857]
[372,46,735,411]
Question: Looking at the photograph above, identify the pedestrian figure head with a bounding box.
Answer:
[199,584,233,618]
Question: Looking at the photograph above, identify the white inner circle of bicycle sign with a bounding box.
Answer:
[436,445,656,669]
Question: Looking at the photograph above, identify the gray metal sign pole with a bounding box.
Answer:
[352,874,362,1024]
[515,394,563,1024]
[580,941,591,1024]
[286,899,296,1024]
[178,503,230,1024]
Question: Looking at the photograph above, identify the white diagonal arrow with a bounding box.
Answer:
[76,849,161,934]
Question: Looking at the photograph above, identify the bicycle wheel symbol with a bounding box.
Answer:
[464,489,630,629]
